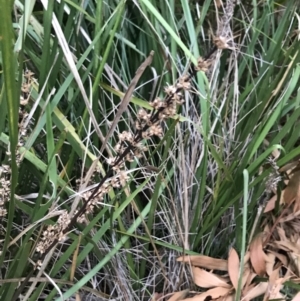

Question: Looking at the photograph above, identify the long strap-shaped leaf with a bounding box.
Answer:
[0,0,19,270]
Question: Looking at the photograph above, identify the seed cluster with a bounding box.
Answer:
[0,165,10,217]
[36,210,71,254]
[0,70,34,218]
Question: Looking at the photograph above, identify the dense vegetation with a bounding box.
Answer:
[0,0,300,300]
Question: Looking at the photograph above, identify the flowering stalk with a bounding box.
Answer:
[13,38,230,298]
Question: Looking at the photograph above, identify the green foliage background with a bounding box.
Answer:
[0,0,299,300]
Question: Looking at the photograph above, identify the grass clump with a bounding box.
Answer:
[0,0,300,300]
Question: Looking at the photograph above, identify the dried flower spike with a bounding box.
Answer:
[196,57,213,72]
[214,36,230,49]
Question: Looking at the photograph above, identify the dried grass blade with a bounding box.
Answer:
[100,51,154,153]
[177,254,228,271]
